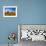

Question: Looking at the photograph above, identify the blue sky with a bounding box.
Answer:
[5,8,16,12]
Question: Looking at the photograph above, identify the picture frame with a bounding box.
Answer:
[3,6,17,17]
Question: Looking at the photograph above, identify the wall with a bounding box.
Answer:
[0,0,46,44]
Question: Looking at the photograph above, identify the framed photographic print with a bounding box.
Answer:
[3,6,17,17]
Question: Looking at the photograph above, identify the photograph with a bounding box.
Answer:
[3,6,17,17]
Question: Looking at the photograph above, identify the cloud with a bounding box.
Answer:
[5,8,15,12]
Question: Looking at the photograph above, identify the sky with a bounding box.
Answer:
[5,8,16,12]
